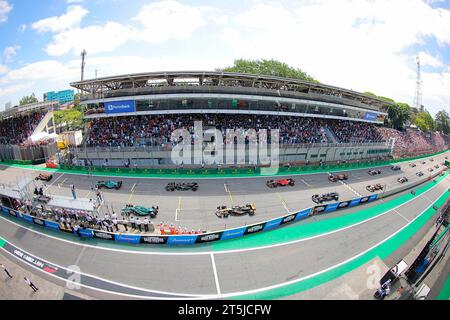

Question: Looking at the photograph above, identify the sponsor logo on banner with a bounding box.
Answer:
[167,235,197,245]
[93,231,114,240]
[140,236,168,244]
[364,112,377,121]
[9,210,17,217]
[244,223,266,235]
[360,196,370,204]
[280,214,297,225]
[105,100,135,114]
[114,234,141,244]
[22,214,34,223]
[312,205,326,215]
[221,227,246,240]
[338,201,350,209]
[32,218,45,226]
[195,232,223,244]
[78,229,94,238]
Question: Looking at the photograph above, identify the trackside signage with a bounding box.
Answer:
[195,231,224,244]
[105,100,135,114]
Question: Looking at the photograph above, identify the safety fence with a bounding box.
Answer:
[56,148,450,178]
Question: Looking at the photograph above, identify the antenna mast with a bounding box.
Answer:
[413,56,423,111]
[81,49,87,81]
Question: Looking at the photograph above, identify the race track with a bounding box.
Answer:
[0,151,449,299]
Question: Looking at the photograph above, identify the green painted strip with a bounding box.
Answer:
[437,275,450,300]
[212,172,448,251]
[2,148,448,179]
[0,237,5,248]
[233,190,450,300]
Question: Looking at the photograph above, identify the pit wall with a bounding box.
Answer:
[59,148,450,178]
[1,169,447,246]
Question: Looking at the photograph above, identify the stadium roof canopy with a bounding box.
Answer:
[70,71,395,110]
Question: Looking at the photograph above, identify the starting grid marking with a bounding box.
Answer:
[338,180,362,198]
[276,193,291,214]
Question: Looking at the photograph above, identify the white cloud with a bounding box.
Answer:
[220,0,450,115]
[0,0,12,23]
[134,0,219,42]
[3,45,20,63]
[45,22,137,56]
[0,64,8,74]
[418,52,443,68]
[31,5,88,33]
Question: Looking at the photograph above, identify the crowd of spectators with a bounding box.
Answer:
[0,111,46,145]
[378,127,450,157]
[85,114,387,148]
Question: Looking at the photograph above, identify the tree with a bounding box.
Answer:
[386,103,410,130]
[19,93,38,106]
[414,111,435,132]
[435,110,450,134]
[217,59,319,83]
[54,109,84,131]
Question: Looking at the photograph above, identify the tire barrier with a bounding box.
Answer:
[0,194,379,246]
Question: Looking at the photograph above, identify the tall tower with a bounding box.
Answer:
[413,55,423,111]
[80,49,87,81]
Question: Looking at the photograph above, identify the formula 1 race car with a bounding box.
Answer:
[96,180,123,190]
[409,163,417,168]
[366,184,384,192]
[368,169,382,176]
[397,177,408,184]
[266,178,295,188]
[165,182,198,192]
[312,192,339,204]
[35,173,53,182]
[390,166,401,171]
[121,204,159,218]
[328,173,348,182]
[215,204,256,218]
[416,171,424,177]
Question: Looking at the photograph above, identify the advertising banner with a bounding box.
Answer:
[349,198,361,207]
[78,229,94,238]
[359,196,370,204]
[263,218,283,231]
[140,235,168,245]
[280,213,297,226]
[195,232,224,244]
[244,222,266,235]
[93,230,114,241]
[221,227,246,240]
[32,217,45,227]
[1,206,9,214]
[104,100,135,114]
[337,201,350,210]
[295,208,311,221]
[9,210,18,217]
[312,205,327,215]
[114,234,141,244]
[21,214,34,223]
[364,112,378,121]
[369,194,378,202]
[167,235,197,245]
[44,220,61,231]
[325,202,340,213]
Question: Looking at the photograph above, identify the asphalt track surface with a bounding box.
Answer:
[0,151,449,299]
[0,151,448,232]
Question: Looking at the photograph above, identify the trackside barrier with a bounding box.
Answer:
[0,191,379,246]
[56,148,450,177]
[1,170,449,245]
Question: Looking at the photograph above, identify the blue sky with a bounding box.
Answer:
[0,0,449,116]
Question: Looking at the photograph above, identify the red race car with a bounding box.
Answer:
[266,178,295,188]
